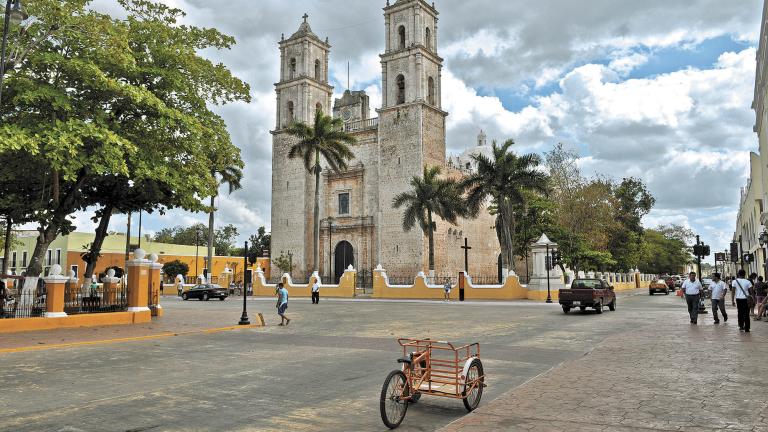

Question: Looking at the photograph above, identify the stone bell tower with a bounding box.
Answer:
[271,14,333,278]
[376,0,449,275]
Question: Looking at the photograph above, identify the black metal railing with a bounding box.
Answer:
[0,285,45,319]
[425,275,456,286]
[64,283,128,315]
[467,276,504,285]
[385,276,415,286]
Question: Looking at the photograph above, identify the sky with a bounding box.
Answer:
[67,0,764,265]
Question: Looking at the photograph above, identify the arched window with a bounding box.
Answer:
[425,27,431,50]
[289,58,297,78]
[396,74,405,105]
[398,25,406,50]
[315,59,321,80]
[316,102,322,115]
[287,101,294,122]
[427,76,435,105]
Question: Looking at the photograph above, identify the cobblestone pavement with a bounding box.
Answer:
[1,290,764,431]
[441,304,768,432]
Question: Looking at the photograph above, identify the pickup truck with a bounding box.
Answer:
[559,278,616,314]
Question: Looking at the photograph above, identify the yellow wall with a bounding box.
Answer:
[252,270,356,298]
[373,271,528,300]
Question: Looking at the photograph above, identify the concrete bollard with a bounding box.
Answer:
[44,264,68,318]
[126,249,151,313]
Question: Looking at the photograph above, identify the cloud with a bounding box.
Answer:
[66,0,760,263]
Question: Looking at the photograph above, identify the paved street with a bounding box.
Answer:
[0,290,765,431]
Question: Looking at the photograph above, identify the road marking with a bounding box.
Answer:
[0,324,262,355]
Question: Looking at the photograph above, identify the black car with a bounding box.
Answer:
[182,284,228,301]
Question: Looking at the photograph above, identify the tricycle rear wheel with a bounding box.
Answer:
[380,370,409,429]
[462,358,484,412]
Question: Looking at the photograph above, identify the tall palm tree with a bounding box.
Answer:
[393,165,465,272]
[285,110,356,273]
[462,139,548,273]
[207,163,242,281]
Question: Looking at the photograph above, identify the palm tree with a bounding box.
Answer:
[285,110,356,273]
[462,139,548,273]
[392,165,465,272]
[207,162,243,281]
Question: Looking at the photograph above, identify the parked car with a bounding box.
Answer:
[673,276,682,288]
[182,284,228,301]
[649,279,670,295]
[559,278,616,314]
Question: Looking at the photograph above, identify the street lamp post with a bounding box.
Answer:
[195,229,200,281]
[0,0,27,106]
[327,217,333,281]
[545,243,552,303]
[238,241,250,325]
[759,230,768,278]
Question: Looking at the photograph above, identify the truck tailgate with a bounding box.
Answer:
[559,289,595,302]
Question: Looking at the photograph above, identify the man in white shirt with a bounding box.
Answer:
[311,279,320,304]
[731,269,752,332]
[708,272,727,324]
[681,271,702,324]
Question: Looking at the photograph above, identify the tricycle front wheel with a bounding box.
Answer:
[462,358,484,412]
[380,370,409,429]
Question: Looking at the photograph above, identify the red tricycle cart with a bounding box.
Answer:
[379,338,485,429]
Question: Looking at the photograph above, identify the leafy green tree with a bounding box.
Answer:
[272,252,294,275]
[393,166,464,272]
[607,177,655,270]
[153,223,239,256]
[638,228,692,274]
[162,260,189,280]
[463,139,549,272]
[0,0,249,284]
[285,110,355,273]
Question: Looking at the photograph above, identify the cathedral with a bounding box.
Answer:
[270,0,501,282]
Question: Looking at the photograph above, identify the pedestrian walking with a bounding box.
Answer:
[443,281,451,301]
[753,276,766,316]
[731,269,753,333]
[276,282,290,326]
[177,279,184,297]
[709,272,728,324]
[311,279,320,304]
[681,271,702,324]
[755,295,768,321]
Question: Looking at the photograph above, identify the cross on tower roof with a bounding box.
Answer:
[302,13,309,22]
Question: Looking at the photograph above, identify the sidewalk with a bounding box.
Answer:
[441,316,768,432]
[0,300,263,352]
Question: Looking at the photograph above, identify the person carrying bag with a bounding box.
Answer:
[731,269,754,333]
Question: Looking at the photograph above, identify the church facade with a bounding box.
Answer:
[270,0,502,282]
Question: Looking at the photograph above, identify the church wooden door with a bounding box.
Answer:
[334,241,354,284]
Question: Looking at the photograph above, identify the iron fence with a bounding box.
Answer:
[0,285,45,319]
[468,276,504,285]
[64,283,128,315]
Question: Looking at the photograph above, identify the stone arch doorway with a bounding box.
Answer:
[334,241,354,283]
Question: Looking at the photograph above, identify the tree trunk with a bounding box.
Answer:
[313,150,320,273]
[208,194,215,281]
[2,216,11,276]
[427,209,434,271]
[499,201,514,272]
[83,204,114,283]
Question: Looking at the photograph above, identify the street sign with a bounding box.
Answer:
[714,252,725,262]
[743,253,754,263]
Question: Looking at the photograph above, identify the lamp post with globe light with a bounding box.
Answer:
[0,0,27,105]
[759,230,768,277]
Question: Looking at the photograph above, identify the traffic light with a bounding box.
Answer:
[702,245,710,257]
[692,244,701,256]
[731,242,739,262]
[744,253,754,263]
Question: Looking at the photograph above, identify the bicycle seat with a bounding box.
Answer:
[397,356,412,364]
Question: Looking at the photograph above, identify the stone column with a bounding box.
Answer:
[381,63,388,107]
[44,264,68,318]
[126,249,151,313]
[526,234,564,300]
[101,268,120,305]
[148,253,163,317]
